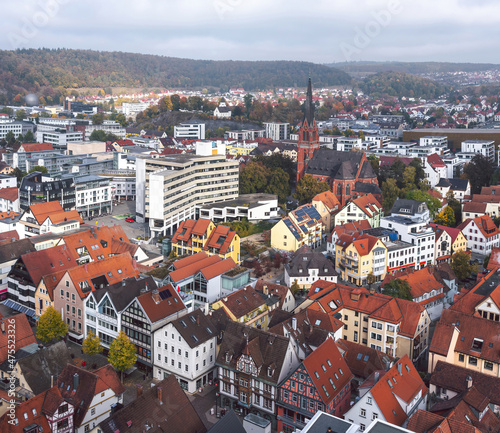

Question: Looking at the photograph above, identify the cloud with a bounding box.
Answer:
[0,0,498,63]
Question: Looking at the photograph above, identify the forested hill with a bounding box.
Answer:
[0,48,352,102]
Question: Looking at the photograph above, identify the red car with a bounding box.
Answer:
[125,216,135,223]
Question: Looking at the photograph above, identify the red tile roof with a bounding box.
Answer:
[0,187,18,201]
[458,215,500,239]
[169,254,221,283]
[204,224,237,255]
[218,285,265,319]
[312,190,341,212]
[382,266,446,299]
[28,200,65,224]
[303,337,353,405]
[201,257,236,280]
[136,284,186,323]
[21,142,54,152]
[351,193,382,218]
[0,313,36,363]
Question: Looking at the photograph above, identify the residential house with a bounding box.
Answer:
[84,276,156,353]
[435,178,471,203]
[53,253,140,343]
[19,172,75,211]
[10,340,72,399]
[0,385,74,433]
[214,102,232,119]
[276,337,353,433]
[254,280,295,313]
[463,185,500,219]
[57,364,125,433]
[211,285,277,330]
[0,187,19,213]
[335,233,388,285]
[326,220,372,257]
[171,218,240,264]
[120,283,187,372]
[312,190,341,233]
[284,245,337,290]
[153,309,217,392]
[344,356,428,430]
[96,376,206,433]
[301,282,430,362]
[0,211,24,237]
[428,308,500,377]
[19,201,82,237]
[216,321,299,427]
[6,244,78,322]
[295,411,359,433]
[271,204,323,252]
[334,194,383,228]
[457,214,500,255]
[0,238,35,301]
[429,361,500,414]
[163,251,249,310]
[430,223,467,263]
[381,266,455,321]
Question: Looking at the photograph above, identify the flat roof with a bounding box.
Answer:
[200,194,277,210]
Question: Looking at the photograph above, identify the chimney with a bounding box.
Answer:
[73,373,79,390]
[327,428,332,433]
[263,285,268,295]
[292,317,297,331]
[466,375,473,389]
[136,384,143,398]
[397,363,402,375]
[157,386,163,402]
[196,315,200,325]
[152,289,160,304]
[51,375,54,388]
[374,371,379,384]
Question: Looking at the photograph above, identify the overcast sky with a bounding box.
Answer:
[1,0,499,64]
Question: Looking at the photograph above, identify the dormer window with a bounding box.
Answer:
[268,366,274,377]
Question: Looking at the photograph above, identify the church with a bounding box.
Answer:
[296,79,381,206]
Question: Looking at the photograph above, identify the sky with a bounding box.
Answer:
[1,0,500,64]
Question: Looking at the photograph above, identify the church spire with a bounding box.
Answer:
[304,77,314,125]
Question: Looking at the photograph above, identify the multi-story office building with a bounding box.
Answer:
[136,141,239,237]
[174,122,206,140]
[74,175,112,217]
[0,119,22,140]
[19,172,76,211]
[35,128,83,148]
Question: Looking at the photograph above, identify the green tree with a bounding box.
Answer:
[92,112,105,125]
[405,189,441,219]
[382,178,400,212]
[82,331,103,356]
[291,280,300,295]
[293,175,330,204]
[5,131,16,146]
[451,250,477,281]
[12,168,26,184]
[240,161,269,194]
[170,94,181,111]
[382,279,413,301]
[368,155,379,177]
[89,130,107,141]
[15,109,26,121]
[434,206,456,227]
[265,168,290,203]
[29,165,48,174]
[24,130,34,142]
[463,154,494,194]
[445,191,462,225]
[243,94,254,117]
[402,166,416,192]
[108,330,137,381]
[409,158,426,186]
[36,306,69,344]
[366,272,376,290]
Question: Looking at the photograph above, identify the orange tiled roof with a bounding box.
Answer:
[0,313,36,363]
[204,225,237,255]
[136,284,185,323]
[201,258,236,280]
[48,209,83,224]
[458,215,500,239]
[169,254,221,283]
[0,187,18,202]
[351,193,382,218]
[219,285,265,319]
[28,200,64,224]
[172,251,209,269]
[312,190,341,212]
[21,142,54,152]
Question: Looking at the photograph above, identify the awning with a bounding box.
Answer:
[2,299,37,319]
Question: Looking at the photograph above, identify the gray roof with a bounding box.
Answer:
[208,410,245,433]
[285,246,336,278]
[300,412,354,433]
[170,309,217,349]
[93,276,156,312]
[17,341,72,395]
[0,238,36,263]
[390,199,427,216]
[436,178,469,191]
[354,181,382,195]
[306,149,375,180]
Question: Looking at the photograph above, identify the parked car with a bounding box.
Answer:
[125,216,135,223]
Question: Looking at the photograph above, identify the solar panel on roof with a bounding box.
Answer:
[159,290,172,300]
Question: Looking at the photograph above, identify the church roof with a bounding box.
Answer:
[305,149,366,180]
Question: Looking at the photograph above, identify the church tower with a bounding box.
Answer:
[296,78,319,182]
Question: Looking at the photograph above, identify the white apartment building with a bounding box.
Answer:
[385,240,416,274]
[0,175,17,188]
[0,119,22,140]
[36,127,83,147]
[461,140,495,164]
[85,121,126,140]
[122,101,151,116]
[74,175,112,217]
[136,141,239,236]
[264,122,289,141]
[153,309,217,393]
[174,122,206,140]
[419,136,448,147]
[337,137,362,152]
[109,176,136,201]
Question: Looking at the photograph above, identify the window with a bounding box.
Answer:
[469,357,478,366]
[91,408,95,416]
[459,354,464,362]
[485,361,494,371]
[360,424,365,432]
[372,413,378,420]
[360,408,366,418]
[367,396,372,405]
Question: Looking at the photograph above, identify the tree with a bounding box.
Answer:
[29,165,48,174]
[368,155,379,177]
[82,331,103,356]
[5,131,15,146]
[409,158,426,186]
[243,94,254,117]
[405,189,441,219]
[484,253,491,269]
[12,168,25,184]
[265,168,290,203]
[294,175,330,204]
[36,306,69,344]
[402,166,416,192]
[15,109,26,121]
[24,130,34,142]
[382,279,413,301]
[382,178,400,212]
[445,191,462,225]
[451,250,477,281]
[366,272,376,290]
[108,330,137,381]
[463,154,494,194]
[92,112,105,125]
[291,280,300,295]
[240,162,269,194]
[434,206,456,227]
[170,94,181,111]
